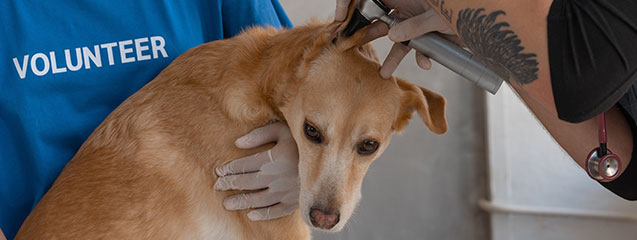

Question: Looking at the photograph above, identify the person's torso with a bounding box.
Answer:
[0,0,290,238]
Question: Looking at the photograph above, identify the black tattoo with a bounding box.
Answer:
[456,8,539,84]
[440,0,453,22]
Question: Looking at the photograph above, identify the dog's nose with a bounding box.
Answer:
[309,207,340,229]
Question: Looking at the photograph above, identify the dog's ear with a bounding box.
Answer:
[330,0,369,51]
[328,0,358,37]
[393,78,447,134]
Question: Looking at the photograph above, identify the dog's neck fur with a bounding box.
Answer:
[248,22,336,125]
[153,22,335,128]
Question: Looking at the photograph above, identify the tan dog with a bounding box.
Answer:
[16,9,447,240]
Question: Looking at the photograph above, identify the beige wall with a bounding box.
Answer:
[278,1,490,239]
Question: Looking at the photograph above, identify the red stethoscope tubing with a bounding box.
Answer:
[598,113,607,145]
[598,113,608,155]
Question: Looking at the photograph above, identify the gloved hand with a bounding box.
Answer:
[335,0,458,78]
[214,122,300,221]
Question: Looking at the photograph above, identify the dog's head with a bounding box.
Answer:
[279,9,447,232]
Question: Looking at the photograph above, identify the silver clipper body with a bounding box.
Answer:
[346,0,504,94]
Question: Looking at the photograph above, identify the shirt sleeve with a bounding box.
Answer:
[221,0,293,39]
[547,0,637,123]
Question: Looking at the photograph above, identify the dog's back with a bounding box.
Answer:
[16,24,317,240]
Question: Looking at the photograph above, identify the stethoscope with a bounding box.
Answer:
[586,112,622,181]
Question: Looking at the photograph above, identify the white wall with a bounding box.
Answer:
[486,84,637,240]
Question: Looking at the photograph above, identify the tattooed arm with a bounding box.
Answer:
[425,1,550,105]
[335,0,633,181]
[422,0,633,179]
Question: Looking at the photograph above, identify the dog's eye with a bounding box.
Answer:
[304,121,322,143]
[358,140,379,155]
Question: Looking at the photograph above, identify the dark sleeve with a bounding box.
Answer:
[547,0,637,123]
[599,86,637,200]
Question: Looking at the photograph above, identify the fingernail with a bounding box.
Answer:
[235,137,247,146]
[418,59,430,70]
[224,197,237,210]
[215,167,223,177]
[213,180,224,190]
[387,29,396,41]
[380,70,390,79]
[388,29,402,42]
[248,211,262,221]
[235,135,253,147]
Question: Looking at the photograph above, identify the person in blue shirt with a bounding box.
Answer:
[0,1,292,238]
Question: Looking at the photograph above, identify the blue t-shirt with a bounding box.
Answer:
[0,1,291,238]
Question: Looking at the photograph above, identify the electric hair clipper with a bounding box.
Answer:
[343,0,504,94]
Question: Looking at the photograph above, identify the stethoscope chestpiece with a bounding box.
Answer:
[585,112,622,182]
[586,147,621,181]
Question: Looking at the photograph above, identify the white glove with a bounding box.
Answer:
[214,122,300,221]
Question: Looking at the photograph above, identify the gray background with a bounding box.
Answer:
[278,1,490,239]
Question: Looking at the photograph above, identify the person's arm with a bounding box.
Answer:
[334,0,634,178]
[420,0,633,178]
[1,227,6,240]
[424,0,556,113]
